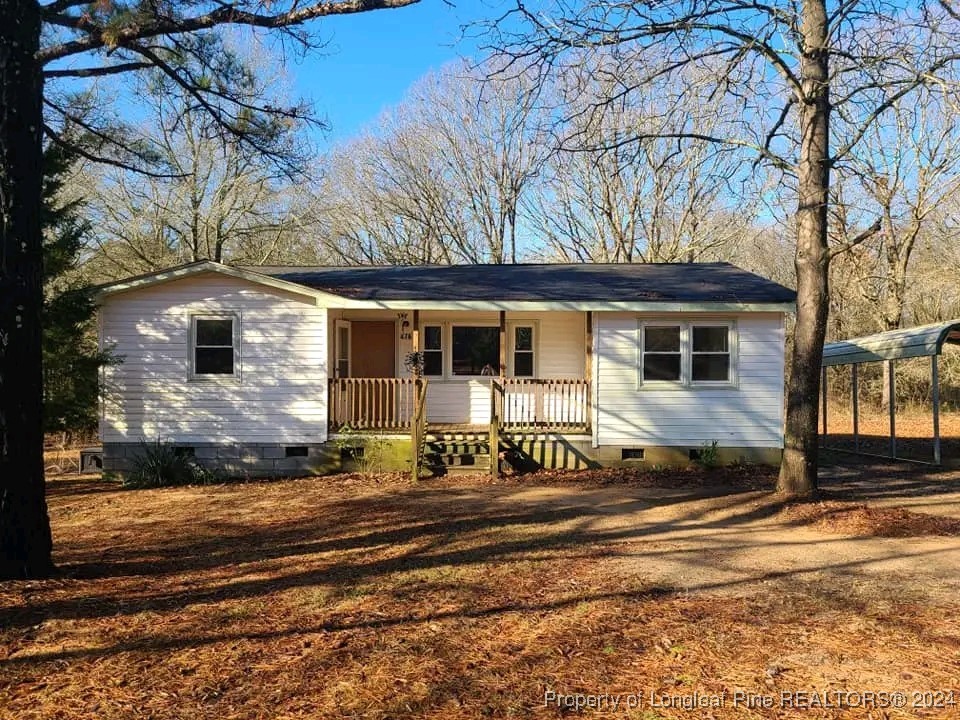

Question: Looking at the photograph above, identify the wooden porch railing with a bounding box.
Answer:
[328,377,418,431]
[492,378,591,432]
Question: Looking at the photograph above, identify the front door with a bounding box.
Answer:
[351,321,397,377]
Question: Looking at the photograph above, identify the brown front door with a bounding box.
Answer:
[350,321,397,378]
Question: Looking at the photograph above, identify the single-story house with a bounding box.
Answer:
[94,261,796,477]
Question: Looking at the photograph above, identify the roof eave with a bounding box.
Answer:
[326,298,796,312]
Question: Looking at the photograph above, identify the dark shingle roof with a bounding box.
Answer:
[250,262,795,304]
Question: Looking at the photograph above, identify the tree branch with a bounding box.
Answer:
[42,124,185,178]
[828,218,882,259]
[44,62,153,78]
[38,0,420,64]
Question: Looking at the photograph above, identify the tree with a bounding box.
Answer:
[0,0,418,579]
[523,57,756,263]
[483,1,960,494]
[42,144,110,439]
[822,85,960,406]
[316,60,545,265]
[86,53,320,279]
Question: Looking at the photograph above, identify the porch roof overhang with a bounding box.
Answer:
[334,299,796,312]
[821,320,960,367]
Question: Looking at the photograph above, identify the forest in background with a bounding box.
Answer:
[49,47,960,441]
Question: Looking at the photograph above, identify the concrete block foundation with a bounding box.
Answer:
[102,436,781,480]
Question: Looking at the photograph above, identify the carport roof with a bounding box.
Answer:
[821,320,960,366]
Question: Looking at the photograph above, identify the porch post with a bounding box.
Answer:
[585,311,593,433]
[499,310,506,377]
[411,309,422,481]
[412,309,420,355]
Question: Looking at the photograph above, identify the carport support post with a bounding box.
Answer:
[852,363,860,452]
[821,367,828,437]
[888,359,896,458]
[933,354,941,465]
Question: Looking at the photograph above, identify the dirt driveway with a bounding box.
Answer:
[2,465,960,719]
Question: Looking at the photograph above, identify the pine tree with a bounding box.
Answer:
[41,145,109,441]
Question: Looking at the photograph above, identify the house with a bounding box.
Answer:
[94,261,796,477]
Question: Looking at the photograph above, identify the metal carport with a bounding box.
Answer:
[820,320,960,464]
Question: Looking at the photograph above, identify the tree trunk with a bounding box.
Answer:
[0,0,54,578]
[778,0,831,496]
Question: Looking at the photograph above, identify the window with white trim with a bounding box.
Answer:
[423,325,443,376]
[192,315,238,377]
[512,325,535,377]
[639,321,735,386]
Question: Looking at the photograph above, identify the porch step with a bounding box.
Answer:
[425,432,489,443]
[425,452,491,468]
[425,441,489,455]
[421,429,494,475]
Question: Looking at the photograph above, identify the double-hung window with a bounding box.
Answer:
[640,321,734,386]
[512,325,535,377]
[191,315,238,378]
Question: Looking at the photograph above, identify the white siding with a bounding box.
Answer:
[333,309,587,425]
[100,273,327,444]
[595,313,785,448]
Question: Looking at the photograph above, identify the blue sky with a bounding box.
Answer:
[288,2,497,147]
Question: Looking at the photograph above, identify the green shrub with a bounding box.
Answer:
[124,440,218,488]
[695,440,721,470]
[334,424,388,474]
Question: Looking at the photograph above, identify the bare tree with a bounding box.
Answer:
[828,85,960,404]
[525,58,757,262]
[482,1,960,494]
[315,60,546,265]
[836,87,960,334]
[85,62,319,279]
[0,0,418,579]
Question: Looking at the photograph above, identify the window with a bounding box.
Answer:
[691,325,731,382]
[192,316,237,376]
[639,321,735,386]
[452,326,500,376]
[642,325,682,382]
[423,325,443,376]
[513,326,534,377]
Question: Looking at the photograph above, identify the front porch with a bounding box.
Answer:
[328,306,593,432]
